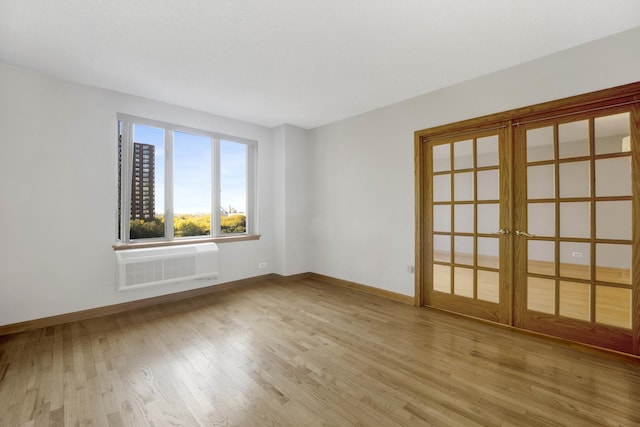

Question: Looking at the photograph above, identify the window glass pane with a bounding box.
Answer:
[596,286,631,329]
[477,271,499,303]
[454,204,474,233]
[527,126,554,162]
[454,236,474,265]
[527,165,554,199]
[433,205,451,232]
[559,120,589,159]
[453,140,473,170]
[559,242,590,280]
[528,240,554,276]
[596,201,631,240]
[477,203,499,234]
[528,277,555,314]
[454,267,474,298]
[433,235,451,263]
[559,202,590,238]
[559,281,590,321]
[596,244,631,285]
[220,140,248,234]
[454,172,474,201]
[433,265,451,293]
[594,112,630,155]
[559,161,589,198]
[595,157,631,197]
[432,143,450,172]
[174,131,211,237]
[130,124,165,239]
[528,203,555,237]
[476,135,499,167]
[433,174,451,202]
[477,237,499,269]
[476,169,499,200]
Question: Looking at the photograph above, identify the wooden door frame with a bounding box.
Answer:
[415,81,640,353]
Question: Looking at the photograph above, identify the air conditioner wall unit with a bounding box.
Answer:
[115,243,218,291]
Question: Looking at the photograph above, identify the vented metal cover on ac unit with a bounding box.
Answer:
[115,243,218,291]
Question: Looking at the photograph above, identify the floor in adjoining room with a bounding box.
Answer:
[1,276,639,426]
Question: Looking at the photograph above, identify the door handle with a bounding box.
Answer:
[515,230,535,238]
[493,228,510,235]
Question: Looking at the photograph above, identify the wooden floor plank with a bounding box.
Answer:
[1,276,640,426]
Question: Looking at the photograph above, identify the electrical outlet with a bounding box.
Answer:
[571,252,583,258]
[407,265,414,273]
[259,262,267,269]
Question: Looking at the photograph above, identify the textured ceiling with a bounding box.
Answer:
[2,0,640,129]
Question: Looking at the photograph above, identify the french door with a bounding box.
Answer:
[424,127,513,324]
[417,85,640,355]
[513,107,638,353]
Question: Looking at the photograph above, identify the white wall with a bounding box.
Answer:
[308,27,640,297]
[281,125,310,275]
[272,125,287,274]
[272,124,310,276]
[0,62,281,325]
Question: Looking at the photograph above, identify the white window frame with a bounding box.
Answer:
[117,113,257,244]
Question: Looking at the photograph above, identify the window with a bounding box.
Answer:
[117,114,257,244]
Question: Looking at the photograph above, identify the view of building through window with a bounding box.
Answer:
[118,118,252,242]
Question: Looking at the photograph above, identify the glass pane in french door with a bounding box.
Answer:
[430,130,509,323]
[517,110,635,353]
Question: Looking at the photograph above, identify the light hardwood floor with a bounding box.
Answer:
[1,277,639,426]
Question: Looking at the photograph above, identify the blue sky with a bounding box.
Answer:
[133,124,247,215]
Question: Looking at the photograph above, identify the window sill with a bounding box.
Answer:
[113,234,261,251]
